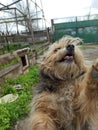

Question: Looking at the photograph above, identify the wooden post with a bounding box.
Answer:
[15,8,19,34]
[5,22,9,35]
[51,19,55,42]
[35,0,39,29]
[75,17,78,37]
[26,0,35,42]
[5,23,10,52]
[46,27,50,42]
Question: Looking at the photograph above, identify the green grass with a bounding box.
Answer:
[0,65,39,130]
[33,39,48,45]
[0,43,30,56]
[0,57,19,70]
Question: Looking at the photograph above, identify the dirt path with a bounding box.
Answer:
[79,45,98,65]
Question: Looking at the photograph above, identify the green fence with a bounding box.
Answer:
[53,14,98,43]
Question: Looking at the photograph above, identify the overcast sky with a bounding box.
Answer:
[0,0,98,26]
[42,0,98,20]
[1,0,98,18]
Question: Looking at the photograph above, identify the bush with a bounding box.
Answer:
[0,105,10,130]
[0,65,39,130]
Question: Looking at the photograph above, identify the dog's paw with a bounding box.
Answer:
[92,59,98,78]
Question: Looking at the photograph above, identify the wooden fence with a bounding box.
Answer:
[0,42,50,83]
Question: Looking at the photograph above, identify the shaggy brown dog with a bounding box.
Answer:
[18,36,86,130]
[17,36,98,130]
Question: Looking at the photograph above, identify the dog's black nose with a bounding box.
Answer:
[66,44,74,53]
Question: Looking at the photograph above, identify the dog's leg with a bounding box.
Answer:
[84,59,98,86]
[89,59,98,83]
[16,111,57,130]
[92,59,98,80]
[79,59,98,130]
[75,60,98,130]
[26,93,58,130]
[29,112,57,130]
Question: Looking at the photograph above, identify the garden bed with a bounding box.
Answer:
[0,66,39,130]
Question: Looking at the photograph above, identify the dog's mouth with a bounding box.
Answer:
[60,53,74,62]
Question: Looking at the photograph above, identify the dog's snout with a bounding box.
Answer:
[66,44,74,52]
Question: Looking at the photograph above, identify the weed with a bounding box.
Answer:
[0,65,39,130]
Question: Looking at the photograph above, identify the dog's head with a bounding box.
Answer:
[40,36,86,80]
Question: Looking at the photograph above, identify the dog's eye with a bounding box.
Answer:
[54,48,61,52]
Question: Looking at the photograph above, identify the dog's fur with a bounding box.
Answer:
[74,59,98,130]
[17,36,98,130]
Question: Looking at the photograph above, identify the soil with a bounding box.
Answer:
[79,44,98,65]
